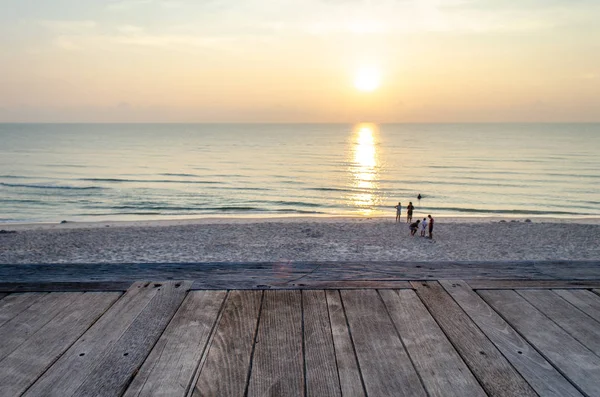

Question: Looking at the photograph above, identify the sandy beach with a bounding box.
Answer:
[1,216,599,264]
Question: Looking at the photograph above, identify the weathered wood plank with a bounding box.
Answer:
[124,290,227,397]
[0,292,120,397]
[2,260,600,285]
[412,281,537,397]
[291,280,412,289]
[24,282,160,397]
[594,289,600,297]
[480,289,600,397]
[0,281,132,292]
[193,291,262,397]
[0,292,83,361]
[303,290,341,397]
[554,289,600,322]
[468,280,600,289]
[518,289,600,356]
[0,292,46,328]
[380,289,487,397]
[73,281,192,397]
[247,290,304,397]
[325,290,365,397]
[341,289,426,397]
[441,280,583,397]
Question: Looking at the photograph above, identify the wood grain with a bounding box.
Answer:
[341,289,427,397]
[554,289,600,322]
[303,290,341,397]
[380,289,487,397]
[247,290,304,397]
[480,289,600,397]
[518,289,600,356]
[24,282,160,397]
[0,292,120,397]
[74,281,192,397]
[468,280,600,289]
[193,291,262,397]
[0,292,46,328]
[124,290,226,397]
[0,292,83,361]
[325,290,365,397]
[0,281,132,292]
[412,281,537,397]
[440,280,583,397]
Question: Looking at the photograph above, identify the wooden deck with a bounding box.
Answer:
[1,277,600,396]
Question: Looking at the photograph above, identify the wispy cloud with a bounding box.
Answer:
[37,20,97,31]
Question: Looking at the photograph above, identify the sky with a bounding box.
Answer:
[1,0,599,123]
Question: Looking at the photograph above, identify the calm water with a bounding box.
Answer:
[1,123,599,223]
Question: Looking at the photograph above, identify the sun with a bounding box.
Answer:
[354,67,381,92]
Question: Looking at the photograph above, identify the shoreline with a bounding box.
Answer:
[3,214,600,232]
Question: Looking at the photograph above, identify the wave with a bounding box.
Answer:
[79,178,222,184]
[421,207,594,216]
[159,173,200,177]
[0,182,104,190]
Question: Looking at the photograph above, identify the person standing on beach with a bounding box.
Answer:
[428,214,434,239]
[394,202,401,223]
[406,202,414,223]
[420,217,427,237]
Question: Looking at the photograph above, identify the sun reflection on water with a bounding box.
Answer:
[349,123,381,214]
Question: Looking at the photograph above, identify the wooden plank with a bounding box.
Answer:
[0,292,120,397]
[0,293,7,300]
[0,292,46,328]
[193,291,262,397]
[441,280,583,397]
[554,289,600,322]
[73,281,192,397]
[341,289,426,397]
[325,290,365,397]
[380,289,487,397]
[123,290,227,397]
[468,280,600,289]
[291,280,412,289]
[0,281,132,292]
[0,292,83,361]
[518,289,600,356]
[302,290,341,397]
[594,289,600,297]
[480,289,600,397]
[3,260,600,285]
[412,281,537,397]
[23,282,160,397]
[247,290,304,397]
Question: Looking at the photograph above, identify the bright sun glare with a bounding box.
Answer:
[354,67,381,92]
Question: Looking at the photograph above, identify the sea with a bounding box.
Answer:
[1,123,599,223]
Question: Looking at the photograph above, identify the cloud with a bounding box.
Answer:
[37,20,97,31]
[117,25,145,34]
[107,0,183,10]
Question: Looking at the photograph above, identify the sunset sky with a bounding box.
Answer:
[1,0,599,122]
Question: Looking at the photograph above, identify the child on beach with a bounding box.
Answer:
[394,202,401,223]
[409,220,420,236]
[420,217,427,237]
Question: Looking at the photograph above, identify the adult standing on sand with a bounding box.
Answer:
[394,202,401,223]
[406,202,414,223]
[428,214,434,239]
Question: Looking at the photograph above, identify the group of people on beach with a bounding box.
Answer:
[394,199,434,239]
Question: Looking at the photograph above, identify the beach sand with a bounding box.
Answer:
[1,216,599,264]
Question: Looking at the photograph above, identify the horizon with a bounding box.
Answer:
[1,0,599,123]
